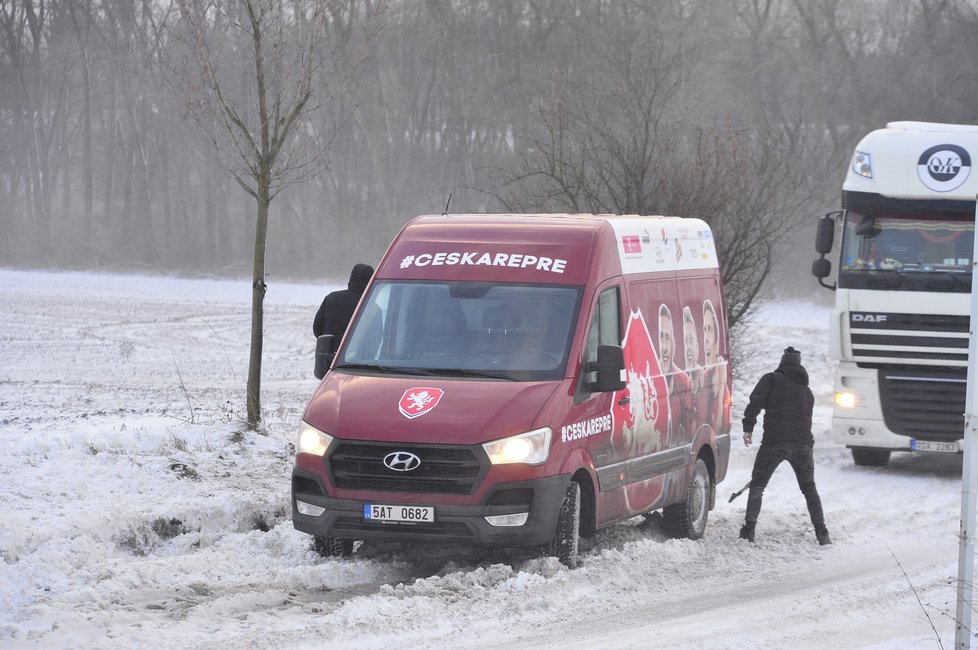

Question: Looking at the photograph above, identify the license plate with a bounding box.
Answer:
[911,440,959,453]
[363,503,435,523]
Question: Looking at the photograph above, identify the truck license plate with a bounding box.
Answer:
[363,504,434,523]
[911,440,959,453]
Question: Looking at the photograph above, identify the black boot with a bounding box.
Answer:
[815,525,831,546]
[739,522,755,543]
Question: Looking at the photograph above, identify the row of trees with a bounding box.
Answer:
[3,0,978,423]
[3,0,977,279]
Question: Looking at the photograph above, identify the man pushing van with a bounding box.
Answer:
[739,346,831,546]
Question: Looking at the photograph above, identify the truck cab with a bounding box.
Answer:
[813,122,976,465]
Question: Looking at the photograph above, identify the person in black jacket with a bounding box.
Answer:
[739,346,831,545]
[313,263,374,346]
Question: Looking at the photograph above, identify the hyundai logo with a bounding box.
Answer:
[383,451,421,472]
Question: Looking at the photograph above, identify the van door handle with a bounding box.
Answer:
[618,397,630,405]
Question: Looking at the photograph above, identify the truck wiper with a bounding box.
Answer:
[931,269,969,288]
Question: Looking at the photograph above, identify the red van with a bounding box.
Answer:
[292,214,731,566]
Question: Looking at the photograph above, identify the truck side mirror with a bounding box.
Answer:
[815,214,837,254]
[314,334,335,380]
[812,258,831,279]
[588,345,626,393]
[812,212,838,291]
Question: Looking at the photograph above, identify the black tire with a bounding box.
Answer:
[313,536,354,558]
[851,447,890,466]
[547,480,581,568]
[662,458,710,540]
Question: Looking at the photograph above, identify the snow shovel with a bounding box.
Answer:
[728,481,751,503]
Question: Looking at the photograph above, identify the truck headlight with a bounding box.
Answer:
[852,151,873,178]
[835,391,859,409]
[297,421,333,457]
[483,427,552,466]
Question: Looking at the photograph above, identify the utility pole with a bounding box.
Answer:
[955,198,978,649]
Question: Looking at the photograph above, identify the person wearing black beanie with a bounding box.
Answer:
[313,263,375,347]
[738,346,831,546]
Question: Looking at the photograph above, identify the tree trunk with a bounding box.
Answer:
[246,183,270,427]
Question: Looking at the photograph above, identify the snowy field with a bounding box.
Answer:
[0,268,970,649]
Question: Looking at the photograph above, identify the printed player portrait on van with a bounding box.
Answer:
[702,298,729,436]
[658,303,693,447]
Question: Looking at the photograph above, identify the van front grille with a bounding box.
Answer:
[331,517,474,540]
[329,441,485,494]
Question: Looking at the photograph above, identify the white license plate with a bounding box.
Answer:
[363,503,435,523]
[911,440,959,453]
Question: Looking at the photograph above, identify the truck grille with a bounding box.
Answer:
[850,312,969,367]
[328,442,485,494]
[878,369,966,441]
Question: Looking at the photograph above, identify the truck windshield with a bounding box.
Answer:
[839,210,974,292]
[339,280,583,382]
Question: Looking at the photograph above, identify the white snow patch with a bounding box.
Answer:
[0,269,968,648]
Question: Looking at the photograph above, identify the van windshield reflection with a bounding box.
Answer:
[340,280,583,382]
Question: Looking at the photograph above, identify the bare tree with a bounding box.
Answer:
[166,0,381,427]
[493,4,823,328]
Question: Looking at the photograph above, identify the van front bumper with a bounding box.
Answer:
[291,468,570,547]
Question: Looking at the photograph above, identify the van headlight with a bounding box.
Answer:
[483,428,551,466]
[297,421,333,457]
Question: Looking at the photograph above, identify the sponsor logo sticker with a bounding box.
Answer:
[622,235,642,254]
[398,387,445,419]
[917,144,971,192]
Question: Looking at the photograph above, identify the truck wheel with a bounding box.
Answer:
[662,458,710,540]
[851,447,890,467]
[313,536,354,558]
[547,480,581,569]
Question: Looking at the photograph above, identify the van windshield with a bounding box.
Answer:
[339,280,583,382]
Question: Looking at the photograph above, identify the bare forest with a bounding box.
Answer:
[3,0,978,300]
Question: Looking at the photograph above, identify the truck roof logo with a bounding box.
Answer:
[383,451,422,472]
[917,144,971,192]
[398,387,445,419]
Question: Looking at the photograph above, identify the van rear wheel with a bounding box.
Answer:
[663,458,710,540]
[546,480,581,569]
[313,536,354,558]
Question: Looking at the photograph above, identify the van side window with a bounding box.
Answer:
[581,288,620,395]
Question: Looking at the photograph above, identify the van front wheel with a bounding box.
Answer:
[546,480,581,569]
[663,458,710,540]
[313,536,354,558]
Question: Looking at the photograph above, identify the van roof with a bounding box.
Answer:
[377,214,718,284]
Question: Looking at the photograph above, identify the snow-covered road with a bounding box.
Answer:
[0,269,968,648]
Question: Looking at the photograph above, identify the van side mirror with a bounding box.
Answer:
[588,345,626,393]
[314,334,335,380]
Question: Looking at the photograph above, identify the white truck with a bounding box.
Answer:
[812,121,976,466]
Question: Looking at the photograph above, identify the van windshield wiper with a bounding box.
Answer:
[423,367,518,381]
[334,363,439,376]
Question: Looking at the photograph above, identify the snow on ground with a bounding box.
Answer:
[0,269,970,649]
